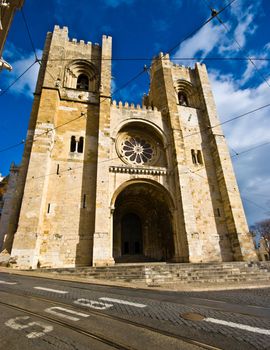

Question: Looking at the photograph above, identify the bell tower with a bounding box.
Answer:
[147,53,257,262]
[9,25,112,269]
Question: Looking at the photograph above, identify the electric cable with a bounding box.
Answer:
[0,60,37,97]
[21,7,38,61]
[0,0,235,152]
[203,0,270,89]
[231,140,270,158]
[42,56,270,62]
[178,102,270,140]
[189,168,268,213]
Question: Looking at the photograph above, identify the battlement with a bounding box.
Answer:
[111,100,159,112]
[51,25,102,49]
[151,51,206,73]
[69,37,101,49]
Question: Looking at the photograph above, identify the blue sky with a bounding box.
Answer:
[1,0,270,226]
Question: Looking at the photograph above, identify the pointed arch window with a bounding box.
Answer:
[77,74,89,90]
[178,91,188,106]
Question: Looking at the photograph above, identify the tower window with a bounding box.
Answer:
[70,136,84,154]
[178,91,188,106]
[191,149,203,165]
[197,150,203,165]
[83,194,86,209]
[70,136,76,152]
[191,149,197,164]
[78,137,84,153]
[77,74,89,90]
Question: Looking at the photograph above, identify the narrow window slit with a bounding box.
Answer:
[47,203,51,214]
[83,194,86,209]
[197,150,203,165]
[191,149,197,164]
[78,137,84,153]
[216,208,221,217]
[56,164,60,175]
[70,136,76,152]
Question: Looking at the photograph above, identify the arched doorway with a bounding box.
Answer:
[121,213,143,255]
[113,181,175,263]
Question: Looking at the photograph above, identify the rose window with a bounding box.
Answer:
[121,137,155,165]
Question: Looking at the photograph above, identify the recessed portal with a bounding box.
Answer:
[121,213,143,255]
[113,182,175,263]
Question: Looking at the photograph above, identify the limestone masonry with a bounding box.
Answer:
[0,25,257,269]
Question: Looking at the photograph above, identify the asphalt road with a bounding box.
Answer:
[0,272,269,349]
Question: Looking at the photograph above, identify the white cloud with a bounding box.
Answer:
[209,70,270,224]
[209,70,270,149]
[173,22,224,65]
[2,48,42,98]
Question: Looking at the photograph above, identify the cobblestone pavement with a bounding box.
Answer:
[0,272,270,349]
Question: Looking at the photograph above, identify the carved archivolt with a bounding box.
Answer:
[175,79,197,108]
[64,60,99,92]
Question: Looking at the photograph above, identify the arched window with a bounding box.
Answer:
[191,149,197,164]
[76,74,89,90]
[178,91,188,106]
[197,150,203,165]
[78,137,84,153]
[70,136,76,152]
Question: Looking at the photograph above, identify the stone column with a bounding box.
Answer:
[11,89,59,269]
[195,63,257,261]
[150,54,202,262]
[92,36,115,266]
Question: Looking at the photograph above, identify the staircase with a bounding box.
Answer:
[37,261,270,286]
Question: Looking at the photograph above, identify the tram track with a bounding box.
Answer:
[0,289,221,350]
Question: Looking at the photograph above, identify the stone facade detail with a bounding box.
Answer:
[0,25,257,269]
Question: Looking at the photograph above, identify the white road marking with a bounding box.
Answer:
[5,316,53,338]
[99,297,147,308]
[45,307,89,321]
[74,298,113,310]
[205,317,270,335]
[0,280,17,285]
[34,286,68,294]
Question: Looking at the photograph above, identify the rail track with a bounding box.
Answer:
[0,289,221,350]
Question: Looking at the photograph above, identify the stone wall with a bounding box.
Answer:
[2,26,257,269]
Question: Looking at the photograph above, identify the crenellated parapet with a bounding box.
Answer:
[111,100,159,112]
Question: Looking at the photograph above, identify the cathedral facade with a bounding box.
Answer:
[0,25,257,269]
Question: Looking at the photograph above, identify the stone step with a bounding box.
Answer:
[37,262,270,285]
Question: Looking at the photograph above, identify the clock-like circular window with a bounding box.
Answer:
[122,137,153,164]
[117,132,159,166]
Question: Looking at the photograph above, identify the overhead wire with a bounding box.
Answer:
[0,60,37,97]
[43,56,270,62]
[203,0,270,89]
[0,0,236,153]
[188,168,268,213]
[21,7,38,62]
[231,140,270,158]
[1,1,268,217]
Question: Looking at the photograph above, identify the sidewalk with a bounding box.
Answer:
[1,266,270,292]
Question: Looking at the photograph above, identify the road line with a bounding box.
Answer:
[74,298,113,310]
[0,280,17,285]
[34,286,68,294]
[45,307,89,321]
[205,317,270,335]
[99,297,147,308]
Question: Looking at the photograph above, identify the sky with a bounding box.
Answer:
[0,0,270,227]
